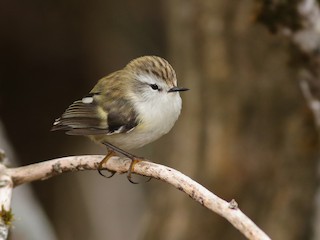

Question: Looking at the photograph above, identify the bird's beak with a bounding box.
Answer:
[168,87,189,93]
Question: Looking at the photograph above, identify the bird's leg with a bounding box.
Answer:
[98,148,117,178]
[102,142,151,184]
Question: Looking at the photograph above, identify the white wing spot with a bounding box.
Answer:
[82,97,94,104]
[106,126,135,135]
[107,126,125,135]
[114,126,125,133]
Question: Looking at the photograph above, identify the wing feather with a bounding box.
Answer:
[52,93,139,136]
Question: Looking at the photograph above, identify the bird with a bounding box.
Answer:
[51,56,189,183]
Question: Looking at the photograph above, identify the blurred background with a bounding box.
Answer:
[0,0,319,239]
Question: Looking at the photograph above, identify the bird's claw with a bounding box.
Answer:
[98,168,116,178]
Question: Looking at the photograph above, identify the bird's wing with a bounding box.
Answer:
[51,93,139,136]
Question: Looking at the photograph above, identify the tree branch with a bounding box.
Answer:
[0,155,271,240]
[0,159,13,240]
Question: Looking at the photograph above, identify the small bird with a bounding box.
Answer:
[52,56,188,182]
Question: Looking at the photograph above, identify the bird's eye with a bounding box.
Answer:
[150,84,159,90]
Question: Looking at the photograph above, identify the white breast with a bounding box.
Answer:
[135,90,182,137]
[102,91,182,150]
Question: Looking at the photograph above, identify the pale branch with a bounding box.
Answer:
[0,164,13,240]
[7,155,108,187]
[1,155,271,240]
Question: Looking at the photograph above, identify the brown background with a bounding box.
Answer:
[0,1,318,240]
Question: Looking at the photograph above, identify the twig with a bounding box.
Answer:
[2,155,271,240]
[0,163,13,240]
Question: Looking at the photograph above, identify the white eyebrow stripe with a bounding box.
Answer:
[82,97,94,104]
[136,73,167,89]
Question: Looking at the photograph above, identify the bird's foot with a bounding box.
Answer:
[127,157,151,184]
[98,149,117,178]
